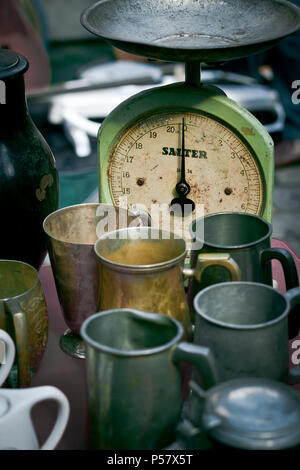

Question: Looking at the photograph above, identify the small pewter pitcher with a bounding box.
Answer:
[81,308,218,450]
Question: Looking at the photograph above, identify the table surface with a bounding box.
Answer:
[30,238,300,450]
[31,265,88,450]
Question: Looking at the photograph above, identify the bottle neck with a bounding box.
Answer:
[0,74,28,131]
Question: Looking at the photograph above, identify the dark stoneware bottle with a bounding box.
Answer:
[0,49,59,270]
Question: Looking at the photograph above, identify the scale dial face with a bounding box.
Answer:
[108,111,264,231]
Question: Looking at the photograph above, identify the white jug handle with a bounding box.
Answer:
[0,330,15,386]
[35,386,70,450]
[10,386,70,450]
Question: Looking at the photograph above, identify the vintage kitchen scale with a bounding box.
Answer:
[81,0,300,235]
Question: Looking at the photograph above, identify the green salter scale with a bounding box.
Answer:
[81,0,300,230]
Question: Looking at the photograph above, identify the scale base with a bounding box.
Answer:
[59,329,86,359]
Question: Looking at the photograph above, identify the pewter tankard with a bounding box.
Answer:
[189,212,298,287]
[189,213,299,333]
[169,378,300,450]
[193,282,300,383]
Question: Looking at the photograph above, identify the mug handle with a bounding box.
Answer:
[184,253,241,283]
[262,249,300,339]
[5,299,31,387]
[0,330,15,386]
[172,342,219,390]
[163,380,216,450]
[261,248,299,291]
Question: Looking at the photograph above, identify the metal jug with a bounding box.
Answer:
[81,308,218,450]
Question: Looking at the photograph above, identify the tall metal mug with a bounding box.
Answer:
[0,260,48,388]
[193,282,300,384]
[189,212,299,333]
[94,227,240,339]
[81,308,219,450]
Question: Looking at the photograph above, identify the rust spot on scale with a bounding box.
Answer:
[224,187,233,195]
[242,127,256,136]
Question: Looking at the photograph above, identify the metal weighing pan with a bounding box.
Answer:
[81,0,300,62]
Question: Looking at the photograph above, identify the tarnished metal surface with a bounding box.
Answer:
[189,212,299,288]
[0,260,48,387]
[178,378,300,450]
[81,0,300,62]
[188,213,299,334]
[81,309,218,450]
[193,282,300,383]
[94,227,193,339]
[43,203,149,358]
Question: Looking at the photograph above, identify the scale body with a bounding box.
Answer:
[81,0,300,230]
[98,79,273,224]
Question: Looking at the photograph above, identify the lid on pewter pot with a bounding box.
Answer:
[199,378,300,450]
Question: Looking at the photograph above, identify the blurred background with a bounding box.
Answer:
[1,0,299,254]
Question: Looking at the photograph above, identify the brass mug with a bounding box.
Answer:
[94,227,240,338]
[0,260,48,387]
[43,203,150,358]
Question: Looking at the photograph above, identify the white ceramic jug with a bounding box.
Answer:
[0,386,70,450]
[0,329,15,386]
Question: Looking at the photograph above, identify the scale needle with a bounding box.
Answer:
[170,118,195,216]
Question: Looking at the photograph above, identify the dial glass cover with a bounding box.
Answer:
[108,111,264,227]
